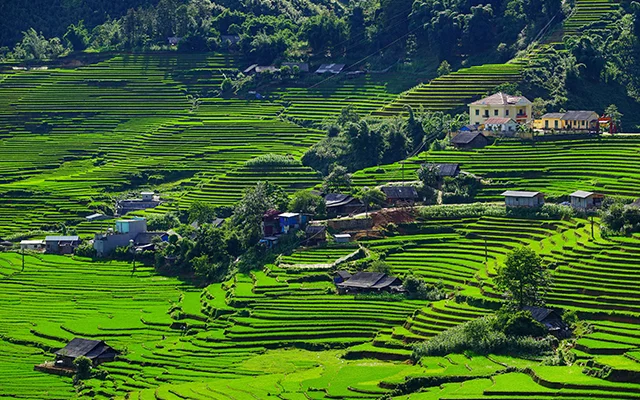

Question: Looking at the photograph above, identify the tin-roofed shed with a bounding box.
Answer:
[501,191,545,208]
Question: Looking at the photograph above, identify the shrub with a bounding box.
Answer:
[412,315,554,359]
[73,356,92,382]
[497,309,547,337]
[75,242,96,258]
[244,154,301,168]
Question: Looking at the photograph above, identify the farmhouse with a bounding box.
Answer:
[279,212,306,234]
[45,236,80,255]
[334,270,352,284]
[523,306,570,339]
[451,131,489,149]
[262,209,281,237]
[315,64,345,74]
[570,190,604,209]
[305,225,327,246]
[434,163,460,178]
[483,117,519,134]
[534,112,565,130]
[55,338,118,368]
[337,271,403,294]
[325,194,364,217]
[468,92,532,125]
[502,190,545,208]
[381,186,419,205]
[117,191,160,215]
[94,217,156,257]
[562,111,599,132]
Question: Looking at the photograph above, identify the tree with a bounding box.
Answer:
[231,181,289,245]
[73,356,92,381]
[289,191,326,216]
[356,187,386,210]
[418,163,440,188]
[605,104,623,129]
[437,60,451,76]
[188,201,218,224]
[532,97,547,119]
[495,247,550,309]
[63,21,89,51]
[323,164,352,193]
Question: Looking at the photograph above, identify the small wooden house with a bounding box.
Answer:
[502,191,545,208]
[20,240,44,251]
[523,306,570,339]
[262,210,281,237]
[570,190,604,209]
[434,163,460,178]
[55,338,118,368]
[305,225,327,246]
[334,233,352,243]
[45,236,80,255]
[334,270,352,284]
[325,194,364,217]
[381,186,419,206]
[279,212,302,234]
[451,131,489,149]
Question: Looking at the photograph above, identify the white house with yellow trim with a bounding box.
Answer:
[469,92,533,125]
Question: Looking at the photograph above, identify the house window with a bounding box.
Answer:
[505,110,509,116]
[545,120,549,129]
[554,120,558,128]
[494,110,499,116]
[475,109,479,116]
[582,120,585,126]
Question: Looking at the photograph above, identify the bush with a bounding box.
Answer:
[412,315,554,359]
[75,242,96,258]
[73,356,92,382]
[244,154,301,168]
[497,309,547,337]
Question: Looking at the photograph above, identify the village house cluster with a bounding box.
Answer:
[450,92,619,149]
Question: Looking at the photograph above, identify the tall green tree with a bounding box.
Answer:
[322,164,352,193]
[495,247,550,309]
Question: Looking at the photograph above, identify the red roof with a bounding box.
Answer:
[483,117,515,124]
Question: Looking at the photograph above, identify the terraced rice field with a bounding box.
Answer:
[0,54,329,237]
[352,136,640,200]
[563,0,619,37]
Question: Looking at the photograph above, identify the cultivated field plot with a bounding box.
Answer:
[0,54,324,237]
[352,136,640,200]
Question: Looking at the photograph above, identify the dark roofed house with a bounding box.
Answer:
[325,194,364,217]
[315,63,345,74]
[337,271,403,294]
[55,338,118,368]
[561,111,599,131]
[451,131,489,149]
[381,186,419,206]
[305,225,327,246]
[523,306,570,339]
[434,163,460,178]
[334,270,352,284]
[45,236,80,255]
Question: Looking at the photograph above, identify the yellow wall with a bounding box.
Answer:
[533,117,563,130]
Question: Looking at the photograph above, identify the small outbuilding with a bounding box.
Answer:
[55,338,118,368]
[45,236,80,255]
[523,306,570,339]
[282,62,310,72]
[502,191,545,208]
[337,271,404,294]
[483,117,519,134]
[569,190,604,209]
[434,163,460,178]
[279,212,302,234]
[20,240,44,251]
[562,111,599,131]
[381,186,419,206]
[262,210,281,237]
[325,194,364,217]
[305,225,327,246]
[334,270,352,284]
[334,233,352,243]
[451,131,489,149]
[315,64,345,74]
[85,213,108,222]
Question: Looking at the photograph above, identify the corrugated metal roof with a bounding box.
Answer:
[45,236,79,242]
[470,92,531,106]
[561,111,598,121]
[570,190,594,199]
[451,131,486,144]
[501,191,541,198]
